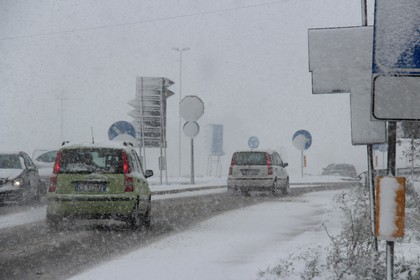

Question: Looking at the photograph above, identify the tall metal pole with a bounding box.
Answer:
[191,138,195,184]
[57,92,67,143]
[172,47,190,177]
[387,121,397,280]
[301,151,304,177]
[361,0,378,252]
[367,144,378,251]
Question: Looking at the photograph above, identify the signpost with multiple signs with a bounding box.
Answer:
[180,95,204,184]
[128,77,174,184]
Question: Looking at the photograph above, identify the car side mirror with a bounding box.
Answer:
[283,163,288,167]
[144,170,153,178]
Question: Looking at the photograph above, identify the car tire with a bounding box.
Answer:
[141,198,151,228]
[227,186,237,196]
[46,214,62,231]
[282,178,290,196]
[129,198,151,230]
[272,179,279,197]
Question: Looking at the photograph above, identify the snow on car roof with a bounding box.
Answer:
[59,141,137,151]
[0,150,26,155]
[232,149,277,154]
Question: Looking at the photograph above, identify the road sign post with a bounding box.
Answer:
[128,77,174,184]
[180,96,204,184]
[372,2,419,278]
[292,130,312,177]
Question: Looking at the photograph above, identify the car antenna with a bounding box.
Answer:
[91,126,95,144]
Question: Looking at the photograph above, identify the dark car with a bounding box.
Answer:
[0,151,41,204]
[322,163,358,179]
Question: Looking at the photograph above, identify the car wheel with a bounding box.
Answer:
[141,198,151,228]
[129,202,142,230]
[272,179,279,197]
[227,186,237,196]
[282,178,290,195]
[129,199,151,230]
[46,214,62,231]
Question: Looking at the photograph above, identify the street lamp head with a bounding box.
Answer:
[172,47,190,52]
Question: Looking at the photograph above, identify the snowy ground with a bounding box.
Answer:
[3,174,417,279]
[68,190,343,280]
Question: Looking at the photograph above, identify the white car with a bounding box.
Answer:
[32,149,58,196]
[0,151,41,204]
[227,149,289,196]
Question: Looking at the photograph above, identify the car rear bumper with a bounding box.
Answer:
[46,194,147,217]
[227,177,275,191]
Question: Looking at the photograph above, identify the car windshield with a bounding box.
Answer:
[0,154,22,169]
[59,148,123,174]
[233,152,267,165]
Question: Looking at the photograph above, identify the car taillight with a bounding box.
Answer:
[265,153,273,175]
[48,176,57,192]
[229,156,235,175]
[122,151,134,191]
[122,151,130,174]
[53,151,62,174]
[125,175,134,192]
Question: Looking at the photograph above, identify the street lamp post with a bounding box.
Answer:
[172,47,190,177]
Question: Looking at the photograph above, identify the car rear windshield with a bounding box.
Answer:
[59,148,123,174]
[233,152,268,165]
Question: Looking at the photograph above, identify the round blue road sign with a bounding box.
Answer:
[108,121,136,140]
[248,136,260,149]
[292,130,312,151]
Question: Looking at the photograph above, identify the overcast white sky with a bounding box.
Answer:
[0,0,376,176]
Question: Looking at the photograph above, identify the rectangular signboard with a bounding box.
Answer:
[372,1,420,120]
[308,26,386,145]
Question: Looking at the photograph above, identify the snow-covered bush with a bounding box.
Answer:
[257,182,420,280]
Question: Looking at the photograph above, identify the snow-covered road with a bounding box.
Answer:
[68,190,344,280]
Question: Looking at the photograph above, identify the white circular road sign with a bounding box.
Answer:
[183,121,200,138]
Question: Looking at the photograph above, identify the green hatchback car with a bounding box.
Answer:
[46,142,153,230]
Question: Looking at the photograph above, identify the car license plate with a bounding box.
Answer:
[74,182,107,192]
[241,169,258,176]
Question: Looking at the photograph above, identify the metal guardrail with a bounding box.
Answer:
[151,181,358,196]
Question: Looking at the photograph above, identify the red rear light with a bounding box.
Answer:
[48,176,57,192]
[122,151,130,174]
[122,151,133,191]
[53,151,62,174]
[125,175,134,192]
[229,156,235,175]
[265,153,273,175]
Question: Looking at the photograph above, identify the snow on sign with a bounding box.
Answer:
[292,130,312,151]
[375,176,406,241]
[372,1,420,120]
